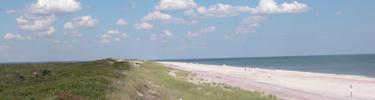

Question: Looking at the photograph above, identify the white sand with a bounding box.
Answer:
[159,62,375,100]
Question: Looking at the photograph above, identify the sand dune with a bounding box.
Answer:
[159,62,375,100]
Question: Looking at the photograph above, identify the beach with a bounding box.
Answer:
[159,62,375,100]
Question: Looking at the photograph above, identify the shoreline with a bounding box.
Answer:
[179,62,373,79]
[159,61,375,100]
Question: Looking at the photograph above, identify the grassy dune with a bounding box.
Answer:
[109,61,280,100]
[0,59,280,100]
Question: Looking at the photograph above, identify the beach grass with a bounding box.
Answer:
[109,61,280,100]
[1,59,280,100]
[0,58,129,99]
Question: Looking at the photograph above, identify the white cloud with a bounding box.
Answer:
[160,30,173,38]
[64,15,99,29]
[236,16,267,34]
[116,19,129,26]
[16,15,57,32]
[114,38,121,41]
[0,45,12,51]
[150,34,157,40]
[132,2,136,8]
[20,0,82,14]
[187,20,198,25]
[250,0,309,14]
[239,16,267,24]
[334,12,342,15]
[121,33,130,38]
[6,9,15,14]
[4,33,32,40]
[134,22,154,30]
[184,0,309,18]
[72,40,77,42]
[100,39,111,43]
[101,34,111,38]
[185,31,200,37]
[184,3,251,18]
[107,30,121,35]
[140,11,187,24]
[136,37,141,41]
[185,26,216,37]
[64,30,82,37]
[200,26,216,33]
[155,0,198,11]
[236,23,260,34]
[35,26,55,37]
[8,0,82,37]
[223,34,229,39]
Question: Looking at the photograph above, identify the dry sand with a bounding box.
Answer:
[159,62,375,100]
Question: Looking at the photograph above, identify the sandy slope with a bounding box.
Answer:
[159,62,375,100]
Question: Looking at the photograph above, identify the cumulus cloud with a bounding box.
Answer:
[64,15,99,29]
[134,22,154,30]
[140,11,189,24]
[3,33,32,40]
[132,2,136,8]
[101,34,111,38]
[36,26,56,36]
[20,0,82,14]
[16,15,57,37]
[150,34,157,40]
[187,20,198,25]
[236,23,259,34]
[116,19,129,26]
[223,34,229,39]
[239,16,267,24]
[107,30,121,35]
[200,26,216,33]
[184,3,251,18]
[184,0,309,18]
[236,16,267,34]
[121,33,130,38]
[185,31,200,37]
[0,45,12,51]
[17,15,57,31]
[5,9,15,14]
[100,39,111,43]
[105,30,130,39]
[250,0,309,14]
[160,30,173,38]
[63,30,82,37]
[7,0,82,37]
[185,26,216,37]
[155,0,198,11]
[114,38,121,41]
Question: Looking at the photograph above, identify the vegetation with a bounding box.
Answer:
[0,58,130,99]
[109,61,280,100]
[0,59,280,100]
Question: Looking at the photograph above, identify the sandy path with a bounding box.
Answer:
[159,62,375,100]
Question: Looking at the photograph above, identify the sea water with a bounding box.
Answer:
[158,54,375,78]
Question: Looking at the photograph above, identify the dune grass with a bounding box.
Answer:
[1,59,280,100]
[109,61,280,100]
[0,58,130,99]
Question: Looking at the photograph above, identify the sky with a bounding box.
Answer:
[1,0,375,62]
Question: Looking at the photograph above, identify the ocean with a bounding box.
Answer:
[157,54,375,78]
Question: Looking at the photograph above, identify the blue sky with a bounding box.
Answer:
[1,0,375,62]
